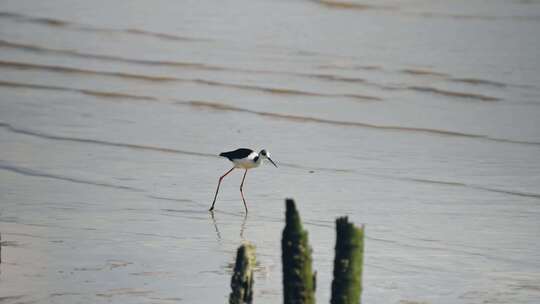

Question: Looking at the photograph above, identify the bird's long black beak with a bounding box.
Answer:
[268,157,278,168]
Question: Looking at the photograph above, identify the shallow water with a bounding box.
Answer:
[1,0,540,303]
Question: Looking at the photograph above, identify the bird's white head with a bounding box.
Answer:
[259,149,278,168]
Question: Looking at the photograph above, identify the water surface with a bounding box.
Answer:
[1,0,540,303]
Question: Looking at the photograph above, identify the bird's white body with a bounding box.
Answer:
[232,152,262,169]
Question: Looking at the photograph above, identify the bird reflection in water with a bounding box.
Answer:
[209,210,248,242]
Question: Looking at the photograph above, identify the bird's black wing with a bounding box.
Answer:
[219,148,254,160]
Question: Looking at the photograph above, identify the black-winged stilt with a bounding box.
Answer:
[209,148,277,213]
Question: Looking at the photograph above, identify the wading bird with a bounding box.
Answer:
[209,148,277,213]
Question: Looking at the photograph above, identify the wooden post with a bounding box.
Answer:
[282,199,316,304]
[229,242,256,304]
[330,217,364,304]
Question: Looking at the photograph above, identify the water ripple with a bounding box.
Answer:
[1,40,533,94]
[0,59,381,101]
[408,86,501,102]
[182,100,540,146]
[0,160,143,192]
[0,11,210,42]
[1,120,538,200]
[0,121,216,158]
[1,78,538,147]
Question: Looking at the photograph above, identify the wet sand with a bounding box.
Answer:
[1,0,540,303]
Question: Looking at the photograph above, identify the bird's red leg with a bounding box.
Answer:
[209,167,235,211]
[239,169,248,213]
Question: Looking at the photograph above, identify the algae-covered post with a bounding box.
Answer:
[229,242,256,304]
[330,217,365,304]
[281,199,316,304]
